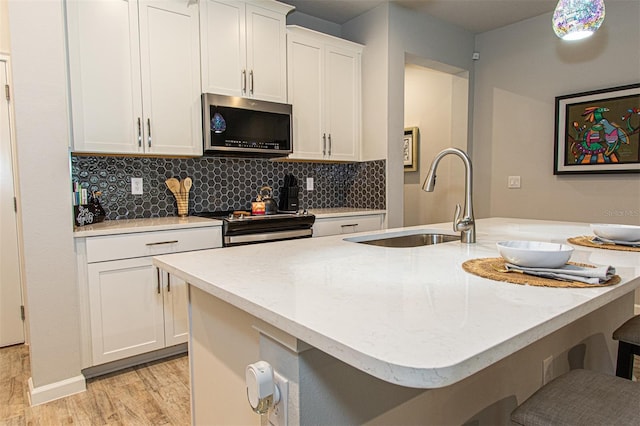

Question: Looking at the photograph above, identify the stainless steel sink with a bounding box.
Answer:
[349,232,461,248]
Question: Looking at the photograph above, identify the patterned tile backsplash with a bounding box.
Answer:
[71,155,386,220]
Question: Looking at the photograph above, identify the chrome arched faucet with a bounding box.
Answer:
[422,148,476,243]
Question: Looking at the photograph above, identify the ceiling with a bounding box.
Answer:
[280,0,561,34]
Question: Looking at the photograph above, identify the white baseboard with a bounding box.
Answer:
[28,375,86,406]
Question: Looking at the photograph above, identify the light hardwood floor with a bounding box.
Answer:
[1,344,639,425]
[0,344,190,425]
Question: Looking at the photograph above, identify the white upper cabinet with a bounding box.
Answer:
[200,0,293,103]
[287,26,363,162]
[138,0,202,155]
[67,0,202,156]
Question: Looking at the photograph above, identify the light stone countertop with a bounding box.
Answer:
[73,216,222,237]
[308,207,386,218]
[73,209,383,237]
[153,217,640,388]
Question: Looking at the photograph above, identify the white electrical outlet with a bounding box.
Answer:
[306,177,314,191]
[542,355,553,385]
[507,176,521,189]
[269,371,289,426]
[131,177,143,195]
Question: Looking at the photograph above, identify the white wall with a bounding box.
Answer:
[388,5,476,229]
[286,11,342,38]
[341,4,391,230]
[8,0,84,400]
[0,0,9,54]
[403,64,469,226]
[473,2,640,224]
[342,4,390,164]
[344,3,475,228]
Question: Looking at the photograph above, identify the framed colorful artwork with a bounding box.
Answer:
[554,83,640,174]
[404,127,418,172]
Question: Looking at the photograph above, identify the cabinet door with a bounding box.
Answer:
[200,0,246,97]
[87,257,165,365]
[325,45,361,161]
[163,272,189,347]
[246,4,288,102]
[287,34,324,160]
[313,215,383,237]
[139,0,203,156]
[67,0,143,154]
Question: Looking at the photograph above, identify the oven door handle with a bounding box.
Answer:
[225,229,312,245]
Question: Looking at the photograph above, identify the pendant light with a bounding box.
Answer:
[552,0,606,41]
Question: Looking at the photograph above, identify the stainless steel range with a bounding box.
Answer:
[194,210,315,246]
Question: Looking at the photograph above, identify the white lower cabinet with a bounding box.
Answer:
[88,257,166,365]
[163,271,189,346]
[79,225,221,367]
[313,214,384,237]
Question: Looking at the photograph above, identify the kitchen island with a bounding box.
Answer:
[153,218,640,425]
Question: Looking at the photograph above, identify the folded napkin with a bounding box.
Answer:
[505,263,616,285]
[592,236,640,248]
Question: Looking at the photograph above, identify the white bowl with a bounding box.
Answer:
[590,223,640,242]
[496,241,574,268]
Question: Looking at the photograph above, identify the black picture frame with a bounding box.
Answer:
[554,83,640,174]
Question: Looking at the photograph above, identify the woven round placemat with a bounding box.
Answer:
[462,257,621,288]
[567,236,640,252]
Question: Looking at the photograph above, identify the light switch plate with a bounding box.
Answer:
[306,177,314,191]
[507,176,521,189]
[131,177,143,195]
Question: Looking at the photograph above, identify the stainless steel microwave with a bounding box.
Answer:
[202,93,293,157]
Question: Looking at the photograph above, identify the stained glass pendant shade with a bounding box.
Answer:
[552,0,606,41]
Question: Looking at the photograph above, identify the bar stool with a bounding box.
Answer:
[511,369,640,425]
[613,315,640,380]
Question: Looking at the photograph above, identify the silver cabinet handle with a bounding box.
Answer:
[242,70,246,93]
[249,70,254,94]
[328,133,332,156]
[145,240,179,246]
[147,118,152,147]
[156,267,161,294]
[167,274,171,292]
[322,133,326,156]
[137,117,142,147]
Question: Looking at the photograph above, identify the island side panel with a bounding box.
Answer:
[365,292,632,424]
[189,285,260,425]
[188,277,634,424]
[255,292,633,425]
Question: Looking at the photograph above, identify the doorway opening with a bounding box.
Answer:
[403,59,469,227]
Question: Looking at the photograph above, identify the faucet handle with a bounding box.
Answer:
[453,203,462,231]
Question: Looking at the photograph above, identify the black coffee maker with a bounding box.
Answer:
[279,173,299,212]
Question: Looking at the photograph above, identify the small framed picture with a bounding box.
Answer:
[554,83,640,174]
[404,127,419,172]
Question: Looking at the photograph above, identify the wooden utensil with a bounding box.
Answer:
[165,178,181,195]
[182,177,192,194]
